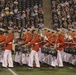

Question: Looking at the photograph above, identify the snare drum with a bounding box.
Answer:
[0,44,3,55]
[64,47,76,55]
[41,46,57,56]
[48,47,57,56]
[41,46,48,54]
[0,45,3,51]
[22,46,30,53]
[15,45,22,52]
[71,47,76,55]
[64,42,76,55]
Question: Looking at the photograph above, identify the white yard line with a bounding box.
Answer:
[8,68,18,75]
[68,67,73,69]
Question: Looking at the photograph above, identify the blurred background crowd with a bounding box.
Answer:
[0,0,76,30]
[51,0,76,30]
[0,0,44,30]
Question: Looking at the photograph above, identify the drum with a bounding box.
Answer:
[15,45,22,52]
[15,44,30,54]
[0,44,3,55]
[64,42,76,55]
[48,47,57,56]
[0,45,3,51]
[41,46,57,56]
[41,46,48,54]
[64,47,70,53]
[22,46,30,54]
[71,47,76,55]
[64,47,76,55]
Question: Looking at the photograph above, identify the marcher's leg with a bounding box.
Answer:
[57,50,63,67]
[34,51,40,68]
[2,50,8,67]
[8,50,13,67]
[28,50,35,67]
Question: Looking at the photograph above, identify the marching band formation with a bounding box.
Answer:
[0,27,76,68]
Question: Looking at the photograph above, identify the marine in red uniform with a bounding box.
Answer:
[57,32,65,51]
[73,31,76,43]
[27,29,40,68]
[51,31,58,47]
[21,31,27,45]
[50,31,58,67]
[71,31,76,47]
[56,29,65,67]
[0,30,6,43]
[0,30,6,63]
[2,29,14,68]
[15,31,28,65]
[22,32,27,40]
[44,30,53,46]
[21,29,33,45]
[42,29,51,46]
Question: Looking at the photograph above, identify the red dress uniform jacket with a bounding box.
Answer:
[22,34,27,40]
[28,34,40,51]
[39,37,44,47]
[52,35,58,45]
[22,33,33,45]
[0,34,6,42]
[42,32,49,45]
[71,33,76,47]
[21,34,27,45]
[2,33,14,50]
[73,34,76,42]
[71,33,76,42]
[46,33,53,46]
[57,34,65,51]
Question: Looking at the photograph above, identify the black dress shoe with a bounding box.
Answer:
[1,67,7,69]
[35,67,40,69]
[51,65,56,68]
[28,66,33,69]
[8,67,13,69]
[58,66,63,68]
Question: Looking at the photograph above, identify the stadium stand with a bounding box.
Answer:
[51,0,76,30]
[0,0,44,30]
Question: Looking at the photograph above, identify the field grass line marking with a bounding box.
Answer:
[68,67,73,69]
[8,68,18,75]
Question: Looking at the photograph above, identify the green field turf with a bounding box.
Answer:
[0,55,75,75]
[0,65,76,75]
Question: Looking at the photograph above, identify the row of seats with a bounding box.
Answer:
[18,0,42,11]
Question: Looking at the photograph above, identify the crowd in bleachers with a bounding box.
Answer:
[0,0,44,30]
[51,0,76,30]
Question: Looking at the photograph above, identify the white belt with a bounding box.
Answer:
[35,43,38,44]
[8,42,12,44]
